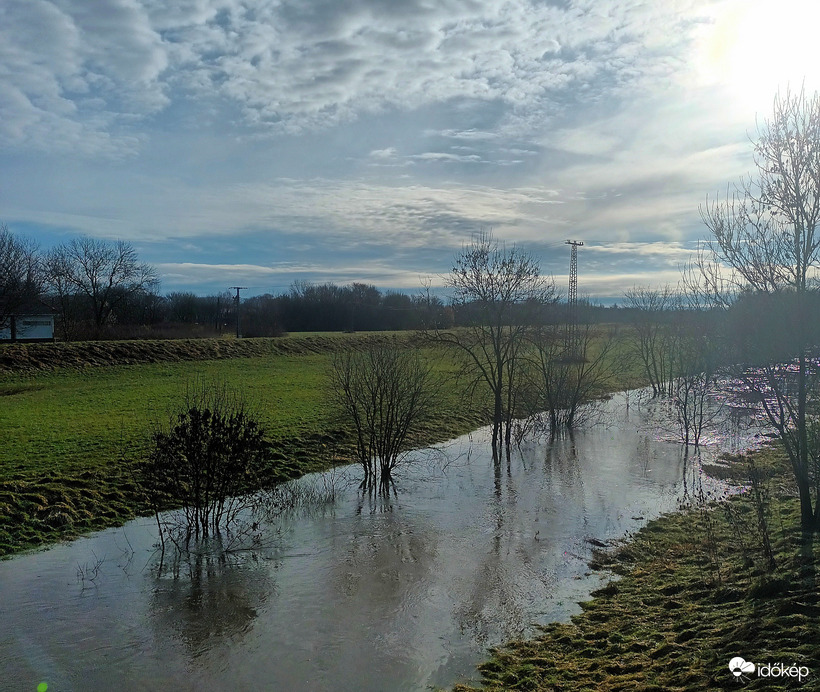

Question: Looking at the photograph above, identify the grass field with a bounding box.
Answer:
[0,333,488,556]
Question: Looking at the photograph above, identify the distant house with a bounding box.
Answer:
[0,304,55,342]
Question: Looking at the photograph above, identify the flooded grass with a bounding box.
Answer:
[454,446,820,691]
[0,335,489,557]
[3,333,813,688]
[0,395,717,691]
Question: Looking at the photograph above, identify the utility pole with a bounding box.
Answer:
[229,286,247,338]
[565,240,584,355]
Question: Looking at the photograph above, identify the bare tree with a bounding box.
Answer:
[434,231,556,454]
[46,237,158,336]
[523,322,624,432]
[0,224,43,332]
[624,285,681,397]
[670,310,722,448]
[44,247,82,341]
[695,87,820,529]
[331,343,438,492]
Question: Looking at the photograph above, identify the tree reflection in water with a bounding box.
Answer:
[149,538,276,659]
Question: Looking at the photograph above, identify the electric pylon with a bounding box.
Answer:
[565,240,583,355]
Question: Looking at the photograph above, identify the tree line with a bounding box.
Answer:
[0,231,462,340]
[0,225,657,343]
[0,232,162,341]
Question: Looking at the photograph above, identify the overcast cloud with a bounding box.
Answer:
[1,0,815,297]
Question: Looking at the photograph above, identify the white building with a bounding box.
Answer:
[0,311,55,342]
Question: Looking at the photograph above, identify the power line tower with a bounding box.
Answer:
[229,286,247,338]
[565,240,584,355]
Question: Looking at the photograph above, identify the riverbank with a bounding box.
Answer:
[0,333,487,557]
[454,446,820,691]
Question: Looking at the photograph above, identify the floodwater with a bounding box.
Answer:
[0,390,758,691]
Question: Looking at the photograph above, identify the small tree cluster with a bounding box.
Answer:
[624,286,680,397]
[331,344,438,492]
[0,223,45,331]
[0,227,161,341]
[47,236,158,339]
[436,231,557,452]
[623,286,725,447]
[523,322,623,432]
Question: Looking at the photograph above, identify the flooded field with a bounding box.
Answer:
[0,390,759,691]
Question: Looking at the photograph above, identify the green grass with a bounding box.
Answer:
[0,335,487,556]
[2,355,327,471]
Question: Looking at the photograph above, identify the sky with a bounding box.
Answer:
[2,0,818,300]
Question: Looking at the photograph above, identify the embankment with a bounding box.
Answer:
[0,332,418,373]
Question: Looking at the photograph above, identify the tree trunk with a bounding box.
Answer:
[798,480,814,530]
[492,387,503,452]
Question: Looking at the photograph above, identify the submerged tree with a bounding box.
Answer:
[331,343,438,492]
[435,231,556,453]
[523,322,623,432]
[141,380,270,541]
[670,309,722,448]
[692,87,820,529]
[624,285,680,397]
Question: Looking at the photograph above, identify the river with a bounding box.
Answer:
[0,390,758,691]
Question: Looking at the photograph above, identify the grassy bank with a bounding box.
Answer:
[454,447,820,691]
[0,333,486,557]
[0,331,416,373]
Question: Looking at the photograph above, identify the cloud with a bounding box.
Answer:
[156,260,439,290]
[2,0,769,300]
[154,245,697,297]
[369,147,398,159]
[573,270,686,297]
[408,152,485,163]
[431,129,500,141]
[1,0,716,152]
[6,172,569,248]
[0,0,167,154]
[586,242,696,258]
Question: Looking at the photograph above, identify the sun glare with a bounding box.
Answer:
[696,0,820,118]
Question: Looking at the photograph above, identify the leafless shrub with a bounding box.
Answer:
[331,342,438,492]
[521,323,624,434]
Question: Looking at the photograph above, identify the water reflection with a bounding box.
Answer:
[149,548,275,660]
[0,390,748,692]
